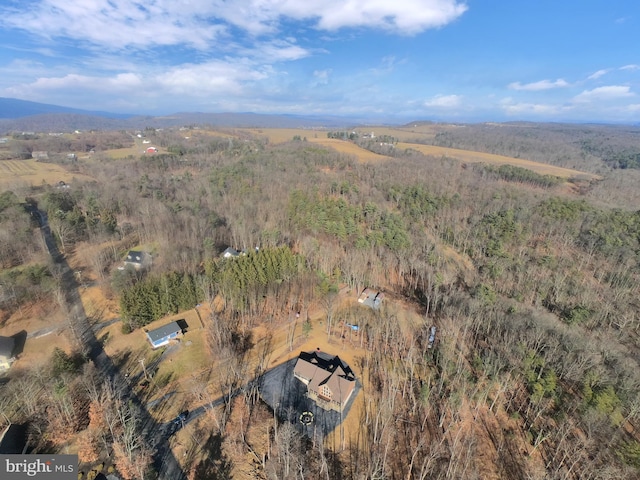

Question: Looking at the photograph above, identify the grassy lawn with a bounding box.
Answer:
[155,330,210,386]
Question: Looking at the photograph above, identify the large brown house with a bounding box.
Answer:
[293,350,356,413]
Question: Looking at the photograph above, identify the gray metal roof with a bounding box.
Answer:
[146,321,182,343]
[0,336,14,359]
[125,250,145,264]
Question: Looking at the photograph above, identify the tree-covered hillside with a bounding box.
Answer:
[428,122,640,174]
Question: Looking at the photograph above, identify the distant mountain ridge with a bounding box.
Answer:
[0,97,132,120]
[0,98,356,132]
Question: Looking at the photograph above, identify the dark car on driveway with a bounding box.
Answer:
[173,410,189,427]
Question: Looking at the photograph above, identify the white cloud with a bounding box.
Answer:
[4,58,272,102]
[501,101,566,116]
[236,40,310,62]
[5,72,143,95]
[620,64,640,71]
[370,56,401,75]
[425,94,462,108]
[587,69,609,80]
[312,69,332,86]
[300,0,468,34]
[215,0,468,35]
[0,0,468,52]
[0,59,46,74]
[573,85,635,102]
[508,79,569,91]
[0,0,225,50]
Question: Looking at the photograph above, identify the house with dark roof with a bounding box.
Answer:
[293,350,356,413]
[358,288,383,310]
[145,321,183,349]
[0,336,15,372]
[120,250,151,271]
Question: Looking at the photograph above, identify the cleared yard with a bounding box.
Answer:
[0,299,72,372]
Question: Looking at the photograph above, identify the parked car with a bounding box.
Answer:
[173,410,189,426]
[427,326,437,349]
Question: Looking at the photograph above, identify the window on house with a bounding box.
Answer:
[321,385,331,398]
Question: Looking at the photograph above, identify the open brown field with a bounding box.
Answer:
[243,128,391,162]
[243,128,328,144]
[245,128,598,177]
[352,124,461,142]
[397,142,600,180]
[245,125,457,145]
[311,138,391,162]
[103,146,146,159]
[0,159,94,187]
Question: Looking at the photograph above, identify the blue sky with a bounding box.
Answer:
[0,0,639,122]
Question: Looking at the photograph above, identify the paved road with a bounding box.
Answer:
[27,317,118,340]
[27,325,60,339]
[36,209,186,480]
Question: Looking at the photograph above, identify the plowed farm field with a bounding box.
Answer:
[0,159,93,187]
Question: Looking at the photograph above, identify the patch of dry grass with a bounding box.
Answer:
[155,330,210,382]
[103,145,148,159]
[310,138,390,162]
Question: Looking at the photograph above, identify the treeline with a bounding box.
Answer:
[120,271,199,330]
[580,137,640,169]
[390,184,448,222]
[288,190,410,252]
[0,191,42,268]
[327,131,358,140]
[10,130,133,157]
[482,164,563,188]
[206,246,304,314]
[455,195,640,336]
[428,123,640,172]
[0,264,55,309]
[120,246,304,328]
